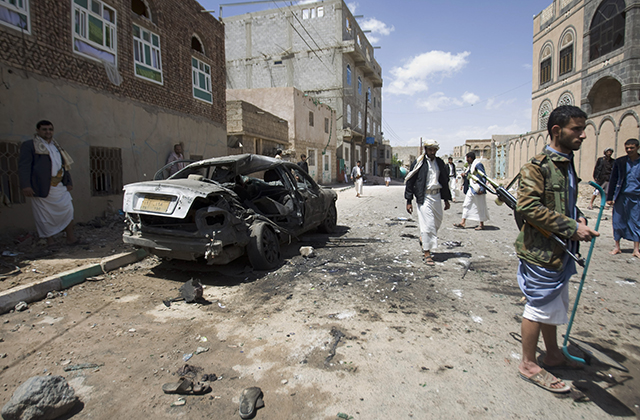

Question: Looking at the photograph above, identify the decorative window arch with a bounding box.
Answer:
[559,30,574,76]
[540,43,552,85]
[192,34,204,55]
[538,100,553,131]
[557,91,574,107]
[589,0,625,61]
[346,64,352,85]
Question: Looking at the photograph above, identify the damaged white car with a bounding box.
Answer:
[122,154,337,269]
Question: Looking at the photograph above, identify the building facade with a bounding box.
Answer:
[226,100,290,156]
[502,0,640,180]
[227,88,337,183]
[223,0,382,182]
[0,0,226,231]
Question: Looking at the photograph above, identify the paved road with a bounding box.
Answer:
[0,184,638,419]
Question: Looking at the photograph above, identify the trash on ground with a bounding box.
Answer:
[442,241,462,248]
[182,353,193,362]
[63,363,104,371]
[14,301,28,312]
[86,276,105,281]
[170,397,186,406]
[195,347,209,355]
[300,246,316,258]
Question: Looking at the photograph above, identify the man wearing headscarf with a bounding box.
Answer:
[454,151,489,230]
[19,120,78,245]
[404,140,451,266]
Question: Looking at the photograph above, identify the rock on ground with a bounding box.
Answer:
[1,376,78,420]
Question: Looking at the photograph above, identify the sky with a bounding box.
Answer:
[198,0,554,155]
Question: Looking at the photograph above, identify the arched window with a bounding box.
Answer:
[357,77,362,95]
[347,105,352,124]
[132,0,151,20]
[346,65,352,85]
[540,44,552,85]
[557,91,574,107]
[559,31,573,75]
[589,0,625,61]
[192,35,204,54]
[588,76,622,113]
[538,100,553,131]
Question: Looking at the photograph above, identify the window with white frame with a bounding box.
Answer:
[0,0,30,33]
[133,24,162,84]
[192,57,212,103]
[347,105,352,125]
[302,8,309,19]
[72,0,117,64]
[358,111,362,129]
[317,6,324,17]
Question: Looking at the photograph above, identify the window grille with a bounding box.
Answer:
[589,0,625,61]
[0,142,24,204]
[540,58,551,85]
[90,146,122,196]
[309,111,314,127]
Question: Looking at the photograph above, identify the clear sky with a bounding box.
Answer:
[199,0,554,154]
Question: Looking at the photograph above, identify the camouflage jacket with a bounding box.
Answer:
[514,148,583,270]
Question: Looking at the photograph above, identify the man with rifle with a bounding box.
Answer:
[515,105,598,393]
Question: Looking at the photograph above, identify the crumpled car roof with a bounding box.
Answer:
[172,153,285,178]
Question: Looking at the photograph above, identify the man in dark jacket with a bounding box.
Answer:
[588,147,614,209]
[404,140,451,265]
[297,154,309,173]
[19,120,77,245]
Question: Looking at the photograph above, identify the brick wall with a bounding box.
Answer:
[0,0,225,125]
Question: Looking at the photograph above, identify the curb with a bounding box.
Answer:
[0,248,148,314]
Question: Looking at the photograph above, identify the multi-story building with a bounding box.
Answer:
[502,0,640,180]
[0,0,226,231]
[223,0,383,181]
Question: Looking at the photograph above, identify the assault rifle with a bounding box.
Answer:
[469,169,585,267]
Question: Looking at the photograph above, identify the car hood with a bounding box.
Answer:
[122,179,233,219]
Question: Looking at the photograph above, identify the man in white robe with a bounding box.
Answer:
[351,161,363,197]
[404,140,452,265]
[19,120,77,245]
[455,152,489,230]
[447,157,457,202]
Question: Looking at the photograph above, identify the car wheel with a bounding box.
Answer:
[318,201,337,233]
[247,222,281,270]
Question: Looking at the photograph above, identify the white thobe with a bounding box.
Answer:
[30,140,74,238]
[462,159,489,222]
[416,158,443,252]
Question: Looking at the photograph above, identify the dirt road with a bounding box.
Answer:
[0,185,638,419]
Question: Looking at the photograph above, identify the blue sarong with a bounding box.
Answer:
[613,194,640,242]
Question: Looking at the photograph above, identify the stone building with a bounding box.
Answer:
[223,0,383,182]
[501,0,640,180]
[0,0,226,231]
[227,88,337,183]
[226,100,289,156]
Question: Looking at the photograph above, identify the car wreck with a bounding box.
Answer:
[122,154,337,269]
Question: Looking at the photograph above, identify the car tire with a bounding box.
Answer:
[318,201,337,233]
[247,222,281,270]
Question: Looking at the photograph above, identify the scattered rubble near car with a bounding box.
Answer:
[122,154,337,269]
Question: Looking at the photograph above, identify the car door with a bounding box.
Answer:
[288,166,323,229]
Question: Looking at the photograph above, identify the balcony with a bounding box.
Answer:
[342,40,383,88]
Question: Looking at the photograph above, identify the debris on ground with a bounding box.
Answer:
[300,246,316,258]
[179,279,203,303]
[14,301,27,312]
[1,375,79,420]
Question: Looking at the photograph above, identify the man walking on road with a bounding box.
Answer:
[351,161,363,197]
[516,105,598,393]
[19,120,78,245]
[404,140,451,266]
[447,157,457,202]
[454,152,489,230]
[383,166,391,187]
[607,138,640,258]
[588,148,614,210]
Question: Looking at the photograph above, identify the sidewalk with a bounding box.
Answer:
[0,248,147,314]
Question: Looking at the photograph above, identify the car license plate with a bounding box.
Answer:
[140,194,172,213]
